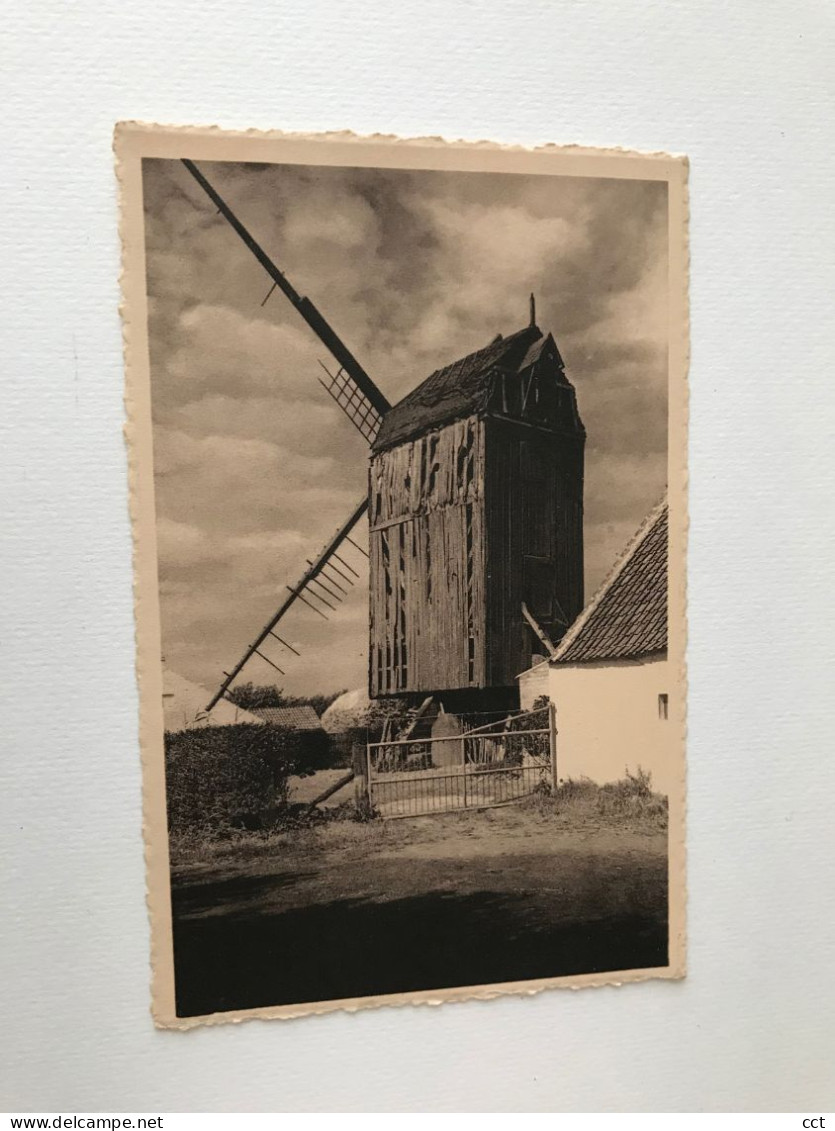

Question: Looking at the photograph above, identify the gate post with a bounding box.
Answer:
[352,741,370,807]
[548,700,558,790]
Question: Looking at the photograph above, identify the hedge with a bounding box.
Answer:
[164,723,332,834]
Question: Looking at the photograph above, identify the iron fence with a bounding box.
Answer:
[366,704,556,819]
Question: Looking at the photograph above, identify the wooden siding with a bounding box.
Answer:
[368,392,584,697]
[369,418,486,696]
[483,417,584,687]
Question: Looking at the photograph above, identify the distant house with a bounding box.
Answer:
[518,499,673,795]
[162,669,265,733]
[250,705,324,732]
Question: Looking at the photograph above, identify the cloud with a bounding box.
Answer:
[143,158,668,694]
[152,304,324,411]
[157,516,308,577]
[165,393,340,447]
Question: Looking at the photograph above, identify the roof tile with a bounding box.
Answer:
[251,705,324,730]
[372,325,542,451]
[553,501,668,664]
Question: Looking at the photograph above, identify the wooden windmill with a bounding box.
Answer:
[180,161,585,716]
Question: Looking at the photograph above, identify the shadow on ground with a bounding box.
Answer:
[172,883,667,1016]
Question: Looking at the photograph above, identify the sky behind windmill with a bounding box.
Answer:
[142,158,668,699]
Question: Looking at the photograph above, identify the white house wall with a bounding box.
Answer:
[518,659,549,708]
[545,654,674,796]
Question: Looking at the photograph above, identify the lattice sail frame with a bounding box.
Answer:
[317,361,383,443]
[178,160,392,708]
[204,500,369,712]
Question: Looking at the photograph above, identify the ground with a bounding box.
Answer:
[170,790,668,1017]
[286,768,354,807]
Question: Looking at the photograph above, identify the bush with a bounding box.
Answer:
[501,697,552,765]
[164,723,330,836]
[596,767,667,822]
[265,725,333,776]
[554,776,599,802]
[523,769,668,828]
[352,794,380,822]
[327,731,356,768]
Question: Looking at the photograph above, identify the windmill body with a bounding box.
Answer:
[180,162,585,715]
[369,323,585,709]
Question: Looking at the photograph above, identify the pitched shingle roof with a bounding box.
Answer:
[372,324,544,452]
[251,705,324,730]
[553,500,668,664]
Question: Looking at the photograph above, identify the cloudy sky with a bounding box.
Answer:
[143,158,668,698]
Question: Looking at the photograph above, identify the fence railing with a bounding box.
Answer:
[364,704,556,819]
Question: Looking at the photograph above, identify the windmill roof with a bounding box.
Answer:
[251,704,324,730]
[372,324,546,451]
[552,499,668,664]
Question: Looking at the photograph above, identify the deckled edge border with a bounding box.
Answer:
[114,122,689,1030]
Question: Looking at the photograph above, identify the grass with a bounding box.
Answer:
[168,775,669,1016]
[521,769,668,827]
[169,772,667,866]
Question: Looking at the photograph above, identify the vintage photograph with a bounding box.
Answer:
[119,128,687,1025]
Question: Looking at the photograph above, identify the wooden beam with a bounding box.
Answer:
[399,696,435,741]
[521,601,557,658]
[304,771,355,814]
[205,497,367,711]
[181,159,391,417]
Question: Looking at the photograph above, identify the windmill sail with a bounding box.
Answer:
[317,360,383,443]
[180,159,391,425]
[205,498,368,712]
[177,161,392,707]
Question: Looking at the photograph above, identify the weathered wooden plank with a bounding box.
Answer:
[369,418,483,526]
[481,416,584,686]
[369,416,488,695]
[369,341,586,696]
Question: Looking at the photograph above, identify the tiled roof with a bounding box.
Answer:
[553,500,668,664]
[372,324,544,451]
[251,705,324,730]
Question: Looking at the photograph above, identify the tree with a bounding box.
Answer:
[226,682,286,710]
[227,682,348,717]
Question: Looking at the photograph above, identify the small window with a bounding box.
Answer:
[658,693,669,720]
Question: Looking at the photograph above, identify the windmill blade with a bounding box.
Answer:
[180,159,391,429]
[317,360,383,443]
[205,498,368,712]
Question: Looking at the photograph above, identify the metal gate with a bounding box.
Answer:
[366,704,556,819]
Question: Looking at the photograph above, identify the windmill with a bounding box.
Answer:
[179,160,585,717]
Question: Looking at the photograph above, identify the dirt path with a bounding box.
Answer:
[171,806,668,1017]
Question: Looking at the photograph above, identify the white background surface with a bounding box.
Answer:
[2,0,834,1114]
